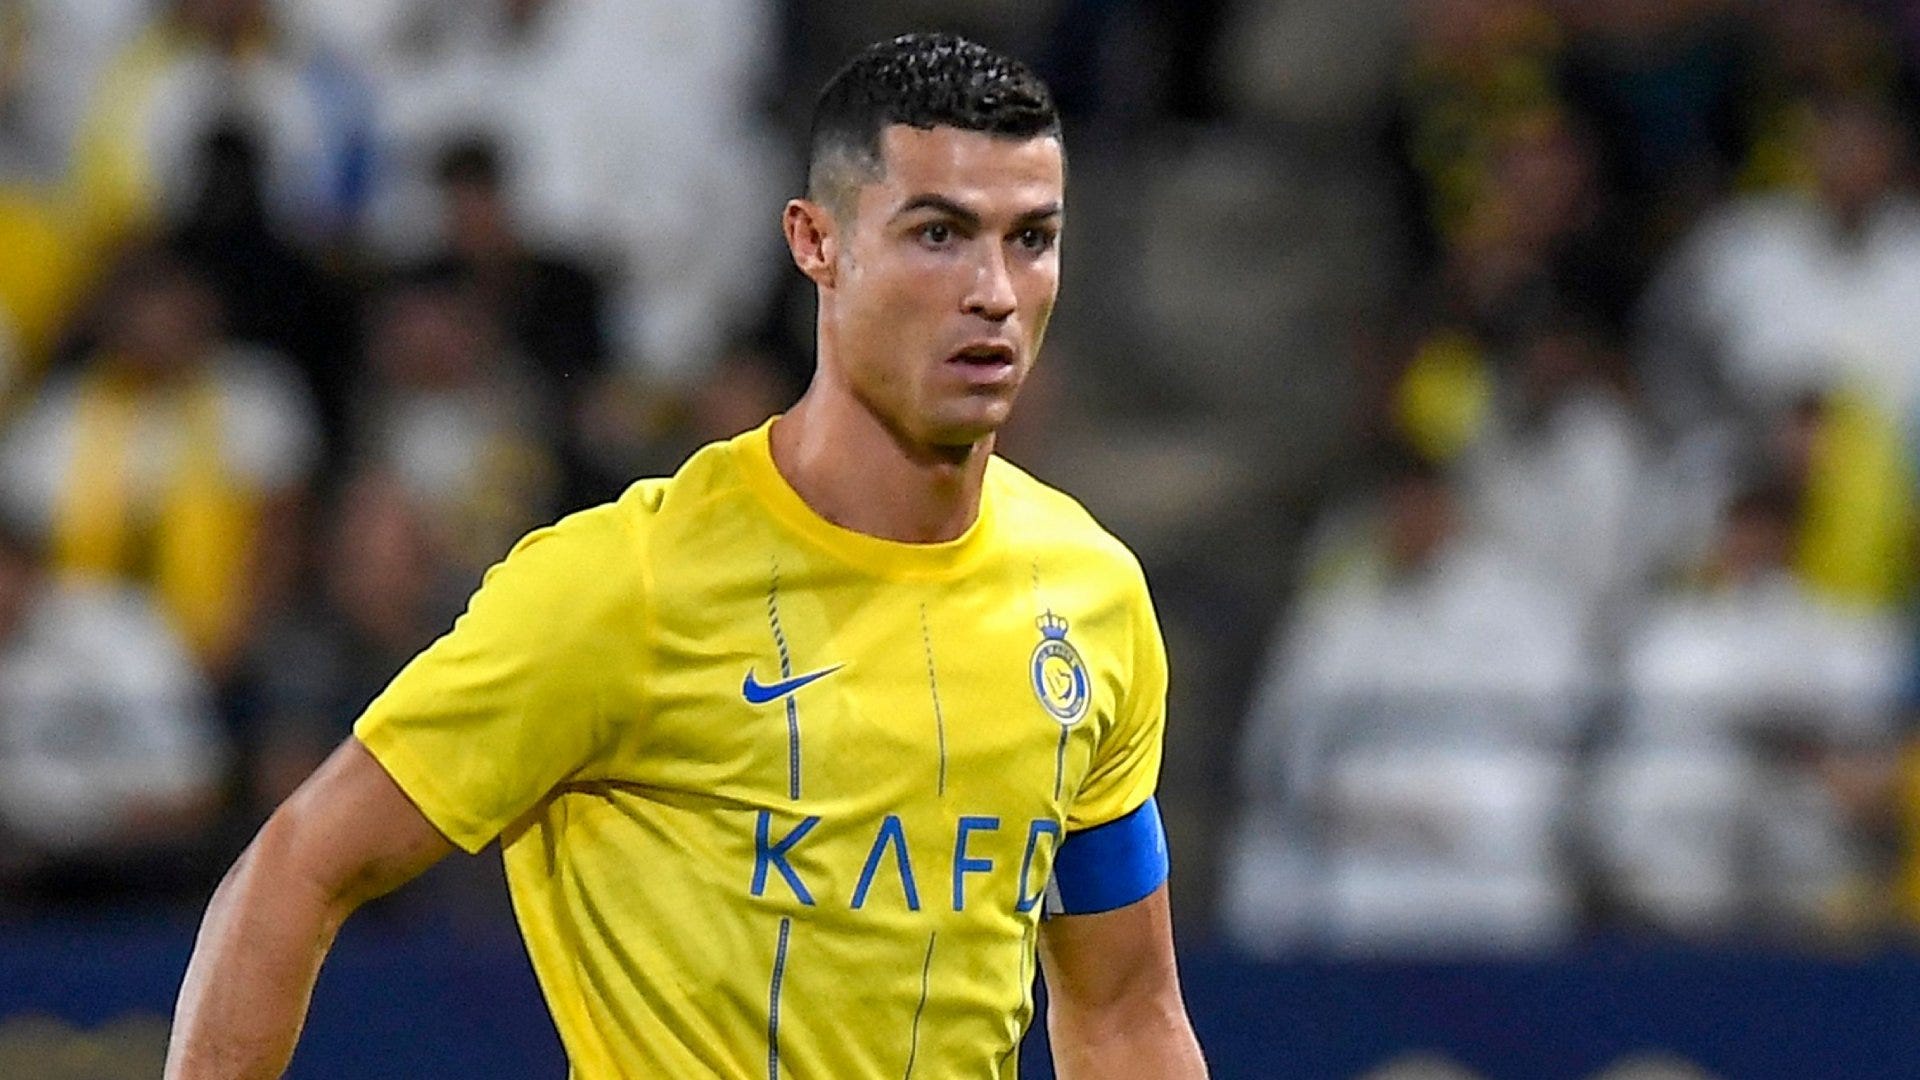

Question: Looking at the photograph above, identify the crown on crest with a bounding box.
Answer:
[1036,610,1070,640]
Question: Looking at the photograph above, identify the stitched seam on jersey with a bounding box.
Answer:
[901,931,938,1080]
[1053,727,1070,802]
[918,605,949,798]
[768,916,792,1080]
[767,560,801,801]
[1004,921,1037,1071]
[1033,557,1071,802]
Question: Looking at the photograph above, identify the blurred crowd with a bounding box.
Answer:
[0,0,1230,913]
[1222,0,1920,954]
[6,0,1920,960]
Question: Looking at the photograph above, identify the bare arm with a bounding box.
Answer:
[1038,883,1208,1079]
[165,738,455,1079]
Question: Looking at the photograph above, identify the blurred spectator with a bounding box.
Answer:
[686,346,799,448]
[348,270,559,581]
[1451,313,1651,624]
[1553,0,1749,238]
[1040,0,1231,126]
[0,187,94,409]
[1742,0,1906,191]
[0,519,226,898]
[1589,484,1907,934]
[68,0,374,245]
[0,0,147,183]
[338,0,782,379]
[0,2,120,396]
[0,0,1915,966]
[1637,96,1920,608]
[0,252,318,682]
[1226,452,1591,953]
[0,307,18,415]
[1391,0,1564,266]
[1639,94,1920,432]
[167,120,357,454]
[1212,0,1409,128]
[246,472,453,812]
[411,133,610,504]
[1412,112,1631,352]
[417,134,605,394]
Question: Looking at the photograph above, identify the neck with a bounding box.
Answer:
[769,384,991,545]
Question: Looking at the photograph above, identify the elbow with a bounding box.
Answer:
[229,801,364,925]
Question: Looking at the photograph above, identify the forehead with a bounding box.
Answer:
[860,124,1064,213]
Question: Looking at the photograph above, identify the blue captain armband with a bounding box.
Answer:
[1043,796,1169,917]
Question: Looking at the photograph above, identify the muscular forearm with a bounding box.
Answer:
[1049,992,1208,1080]
[164,819,352,1079]
[165,739,453,1077]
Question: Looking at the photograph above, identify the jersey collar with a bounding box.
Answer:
[732,418,999,580]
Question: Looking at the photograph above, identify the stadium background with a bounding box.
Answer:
[2,1,1920,1076]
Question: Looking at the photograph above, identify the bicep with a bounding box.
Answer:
[1037,882,1181,1013]
[263,737,455,910]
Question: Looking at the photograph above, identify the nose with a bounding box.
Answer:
[962,245,1017,323]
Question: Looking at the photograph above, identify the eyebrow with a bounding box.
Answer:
[892,194,1063,228]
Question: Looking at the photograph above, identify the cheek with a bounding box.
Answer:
[845,258,950,344]
[1024,273,1060,342]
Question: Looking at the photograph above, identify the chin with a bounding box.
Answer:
[923,405,1014,449]
[916,426,997,454]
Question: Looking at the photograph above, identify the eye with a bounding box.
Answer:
[1015,227,1056,253]
[918,222,953,246]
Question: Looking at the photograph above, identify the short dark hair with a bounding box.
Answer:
[807,33,1061,209]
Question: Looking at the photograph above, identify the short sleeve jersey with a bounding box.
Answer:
[355,419,1170,1078]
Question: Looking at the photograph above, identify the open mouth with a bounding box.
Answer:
[948,342,1016,367]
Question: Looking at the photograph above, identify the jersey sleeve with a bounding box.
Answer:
[1065,573,1169,833]
[354,505,643,853]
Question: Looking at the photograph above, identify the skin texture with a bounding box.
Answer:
[781,126,1203,1074]
[165,740,452,1079]
[776,124,1062,543]
[165,123,1205,1079]
[1040,884,1209,1079]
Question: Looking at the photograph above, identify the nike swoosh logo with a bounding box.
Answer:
[742,664,845,705]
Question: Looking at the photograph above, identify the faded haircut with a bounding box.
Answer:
[806,32,1062,212]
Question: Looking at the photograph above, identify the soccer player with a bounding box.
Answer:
[166,33,1208,1079]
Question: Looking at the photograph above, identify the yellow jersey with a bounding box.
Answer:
[355,419,1169,1078]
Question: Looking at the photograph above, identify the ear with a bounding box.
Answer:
[783,198,838,289]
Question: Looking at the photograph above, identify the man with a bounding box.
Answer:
[166,33,1208,1079]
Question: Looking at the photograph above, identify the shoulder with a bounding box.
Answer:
[602,431,758,540]
[517,432,754,591]
[989,455,1150,591]
[511,487,654,582]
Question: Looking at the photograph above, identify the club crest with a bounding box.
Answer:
[1029,611,1090,726]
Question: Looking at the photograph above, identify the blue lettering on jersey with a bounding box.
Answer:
[752,811,821,904]
[951,817,1001,911]
[746,813,1072,915]
[851,815,921,910]
[1015,820,1063,913]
